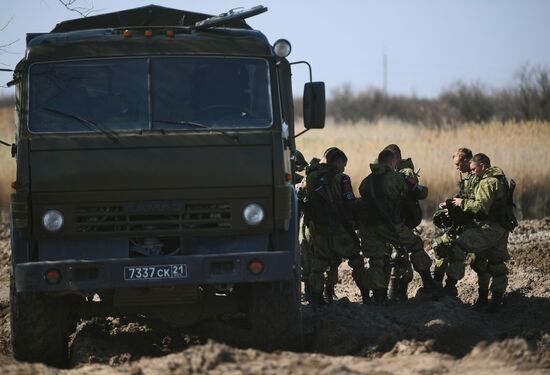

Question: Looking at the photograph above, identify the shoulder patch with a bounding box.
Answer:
[341,175,355,201]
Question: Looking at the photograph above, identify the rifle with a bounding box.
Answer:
[315,176,361,248]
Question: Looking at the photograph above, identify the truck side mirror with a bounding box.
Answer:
[303,82,325,129]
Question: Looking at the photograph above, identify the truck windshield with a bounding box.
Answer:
[28,57,273,133]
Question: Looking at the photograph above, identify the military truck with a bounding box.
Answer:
[6,5,325,366]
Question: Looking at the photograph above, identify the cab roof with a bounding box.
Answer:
[50,4,252,33]
[23,5,273,63]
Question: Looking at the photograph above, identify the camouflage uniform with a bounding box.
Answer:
[454,166,511,296]
[305,162,367,305]
[456,167,510,293]
[357,163,434,302]
[390,158,425,299]
[432,172,478,284]
[295,153,312,299]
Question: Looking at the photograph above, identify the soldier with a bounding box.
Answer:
[432,148,477,295]
[443,153,516,312]
[304,147,369,307]
[319,148,345,304]
[384,144,416,179]
[357,149,437,304]
[295,151,312,301]
[382,144,428,301]
[300,150,340,304]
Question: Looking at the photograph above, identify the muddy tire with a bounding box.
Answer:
[10,276,79,367]
[248,279,303,351]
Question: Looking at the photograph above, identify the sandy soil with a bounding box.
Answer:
[0,219,549,374]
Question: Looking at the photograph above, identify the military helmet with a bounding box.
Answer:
[294,150,308,172]
[323,147,347,164]
[323,146,339,158]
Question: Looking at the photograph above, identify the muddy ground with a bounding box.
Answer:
[0,219,549,374]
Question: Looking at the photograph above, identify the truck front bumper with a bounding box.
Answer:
[14,251,296,293]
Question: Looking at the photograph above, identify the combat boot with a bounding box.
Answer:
[323,284,338,304]
[389,280,408,302]
[417,270,439,298]
[372,289,388,305]
[433,272,444,289]
[442,278,458,297]
[420,270,438,289]
[397,280,409,301]
[471,289,489,311]
[487,291,504,313]
[431,277,459,300]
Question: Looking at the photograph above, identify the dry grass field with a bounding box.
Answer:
[0,105,549,372]
[296,119,550,219]
[0,106,548,218]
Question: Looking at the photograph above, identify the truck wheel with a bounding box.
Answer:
[10,276,80,367]
[248,279,303,351]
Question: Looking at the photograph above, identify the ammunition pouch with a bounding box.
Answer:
[410,184,428,201]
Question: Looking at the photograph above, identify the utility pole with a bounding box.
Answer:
[383,49,388,94]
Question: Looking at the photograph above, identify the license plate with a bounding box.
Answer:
[124,264,187,280]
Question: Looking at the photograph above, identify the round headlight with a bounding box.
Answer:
[243,203,265,226]
[42,210,64,232]
[273,39,292,58]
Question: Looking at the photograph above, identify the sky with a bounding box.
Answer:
[0,0,549,98]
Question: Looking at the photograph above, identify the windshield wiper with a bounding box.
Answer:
[152,119,240,144]
[41,107,120,144]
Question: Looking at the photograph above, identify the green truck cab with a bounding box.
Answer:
[8,5,325,366]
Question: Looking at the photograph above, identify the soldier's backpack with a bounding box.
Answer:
[402,175,428,229]
[303,158,333,225]
[501,177,519,232]
[488,175,518,232]
[299,158,320,223]
[402,200,422,229]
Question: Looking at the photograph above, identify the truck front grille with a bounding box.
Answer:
[75,202,231,234]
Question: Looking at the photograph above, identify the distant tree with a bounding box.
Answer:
[315,65,550,126]
[58,0,98,17]
[439,81,494,123]
[1,1,96,81]
[513,64,550,121]
[0,16,17,68]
